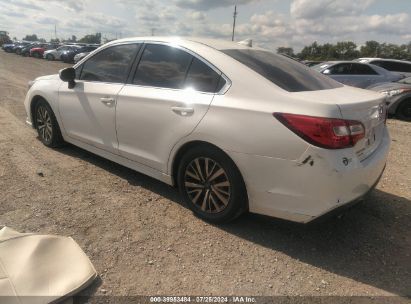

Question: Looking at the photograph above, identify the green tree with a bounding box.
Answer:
[23,34,38,41]
[360,41,380,57]
[334,41,359,60]
[78,33,101,44]
[277,47,295,57]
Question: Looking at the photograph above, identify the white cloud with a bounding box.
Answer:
[290,0,375,19]
[173,0,262,11]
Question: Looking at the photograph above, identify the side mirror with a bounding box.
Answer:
[59,67,76,89]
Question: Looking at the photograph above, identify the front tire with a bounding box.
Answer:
[396,99,411,121]
[46,54,54,61]
[34,100,64,147]
[177,145,247,223]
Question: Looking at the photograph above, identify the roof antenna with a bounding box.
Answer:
[238,39,252,47]
[231,5,237,41]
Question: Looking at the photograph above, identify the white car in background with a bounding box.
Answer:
[355,58,411,77]
[24,37,390,223]
[43,45,78,61]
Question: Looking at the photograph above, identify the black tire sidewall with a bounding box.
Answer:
[177,146,247,223]
[397,99,411,121]
[34,100,63,147]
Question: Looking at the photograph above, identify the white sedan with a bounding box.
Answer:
[24,37,390,223]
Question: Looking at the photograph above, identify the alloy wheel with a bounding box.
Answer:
[36,105,53,143]
[184,157,231,213]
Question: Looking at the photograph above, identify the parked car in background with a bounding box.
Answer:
[30,43,59,58]
[25,37,389,224]
[312,61,403,88]
[20,42,49,57]
[2,42,17,52]
[302,60,323,67]
[355,58,411,77]
[61,45,99,63]
[3,41,29,53]
[13,42,31,55]
[43,45,77,61]
[368,76,411,121]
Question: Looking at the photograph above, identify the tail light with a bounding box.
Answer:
[274,113,365,149]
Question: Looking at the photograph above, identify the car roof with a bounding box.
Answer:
[106,36,259,51]
[357,58,411,64]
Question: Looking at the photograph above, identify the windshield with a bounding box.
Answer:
[222,49,342,92]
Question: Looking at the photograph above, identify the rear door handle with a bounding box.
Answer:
[100,97,115,106]
[171,107,194,116]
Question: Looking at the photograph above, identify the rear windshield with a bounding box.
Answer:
[221,49,342,92]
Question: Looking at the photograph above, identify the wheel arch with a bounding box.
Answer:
[170,140,247,194]
[30,95,47,128]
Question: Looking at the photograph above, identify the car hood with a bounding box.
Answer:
[34,74,60,81]
[368,82,411,92]
[43,49,56,54]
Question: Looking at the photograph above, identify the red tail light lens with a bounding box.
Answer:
[274,113,365,149]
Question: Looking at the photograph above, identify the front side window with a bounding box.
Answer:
[326,63,352,75]
[350,63,378,75]
[133,44,192,89]
[222,49,342,92]
[80,44,139,83]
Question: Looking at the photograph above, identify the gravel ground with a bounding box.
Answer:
[0,50,410,301]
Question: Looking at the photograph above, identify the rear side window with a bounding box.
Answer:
[350,63,378,75]
[185,57,222,92]
[80,44,139,83]
[372,60,411,73]
[133,44,192,89]
[222,49,342,92]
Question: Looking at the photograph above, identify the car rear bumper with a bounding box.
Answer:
[228,127,391,223]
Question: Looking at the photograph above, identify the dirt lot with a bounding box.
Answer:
[0,50,410,300]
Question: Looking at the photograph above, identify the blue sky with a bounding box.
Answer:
[0,0,410,51]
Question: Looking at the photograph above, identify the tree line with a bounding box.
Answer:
[21,33,102,44]
[277,41,411,61]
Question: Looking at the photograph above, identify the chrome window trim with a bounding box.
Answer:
[73,40,232,95]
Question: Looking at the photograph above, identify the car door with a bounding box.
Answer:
[115,43,225,172]
[349,63,383,88]
[58,43,140,154]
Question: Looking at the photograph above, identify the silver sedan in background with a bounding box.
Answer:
[368,77,411,121]
[312,61,403,88]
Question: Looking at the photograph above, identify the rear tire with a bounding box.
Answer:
[177,145,247,223]
[34,99,64,147]
[396,99,411,121]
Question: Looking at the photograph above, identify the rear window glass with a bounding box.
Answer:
[221,49,342,92]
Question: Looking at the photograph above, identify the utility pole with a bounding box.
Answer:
[54,24,57,40]
[151,28,155,36]
[231,5,237,41]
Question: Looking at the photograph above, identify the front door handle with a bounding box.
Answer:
[100,97,115,106]
[171,107,194,116]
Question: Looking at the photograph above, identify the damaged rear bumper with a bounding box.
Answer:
[227,128,390,223]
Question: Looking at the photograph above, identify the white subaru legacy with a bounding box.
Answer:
[24,37,390,223]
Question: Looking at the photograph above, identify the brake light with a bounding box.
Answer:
[274,113,365,149]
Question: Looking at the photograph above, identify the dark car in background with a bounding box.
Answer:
[3,42,28,53]
[13,42,31,55]
[355,58,411,77]
[368,76,411,121]
[60,45,99,63]
[312,61,403,88]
